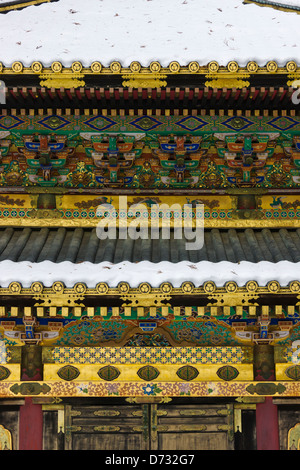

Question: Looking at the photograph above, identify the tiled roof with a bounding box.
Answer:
[1,227,300,264]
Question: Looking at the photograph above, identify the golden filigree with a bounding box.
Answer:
[205,77,250,89]
[39,74,85,89]
[122,74,167,88]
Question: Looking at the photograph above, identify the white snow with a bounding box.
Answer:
[0,259,299,288]
[0,0,299,68]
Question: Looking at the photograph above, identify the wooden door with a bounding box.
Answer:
[150,403,234,450]
[64,403,150,450]
[62,401,234,450]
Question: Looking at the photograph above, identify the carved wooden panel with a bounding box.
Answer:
[61,400,235,450]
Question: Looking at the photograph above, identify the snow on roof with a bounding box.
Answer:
[0,0,299,68]
[0,259,299,288]
[251,0,300,7]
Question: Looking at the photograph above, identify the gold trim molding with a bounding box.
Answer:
[39,73,85,89]
[0,279,299,313]
[0,59,298,88]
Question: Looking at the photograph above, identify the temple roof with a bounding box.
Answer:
[0,227,299,288]
[0,0,299,68]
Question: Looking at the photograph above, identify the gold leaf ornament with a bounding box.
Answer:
[91,61,102,73]
[149,61,161,73]
[12,61,23,73]
[227,61,239,73]
[51,61,63,73]
[130,61,141,73]
[266,61,278,73]
[52,281,64,293]
[188,61,200,73]
[286,61,297,73]
[74,283,86,294]
[71,61,83,73]
[208,61,219,73]
[118,282,130,293]
[9,282,21,293]
[247,61,259,73]
[139,283,151,294]
[203,281,216,293]
[169,61,180,73]
[31,61,43,73]
[110,61,122,73]
[96,282,109,294]
[181,282,194,293]
[31,282,43,293]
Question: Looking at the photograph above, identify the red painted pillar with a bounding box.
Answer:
[256,397,280,450]
[19,398,43,450]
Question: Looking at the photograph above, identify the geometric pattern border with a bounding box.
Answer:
[0,380,298,397]
[52,347,245,364]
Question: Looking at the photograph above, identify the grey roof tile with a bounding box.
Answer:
[0,227,298,264]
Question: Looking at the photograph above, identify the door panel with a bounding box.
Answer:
[64,404,150,450]
[72,433,145,451]
[151,403,234,450]
[158,432,228,451]
[63,401,235,450]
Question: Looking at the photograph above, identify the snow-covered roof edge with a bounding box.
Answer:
[0,0,299,70]
[244,0,300,13]
[0,260,299,289]
[0,0,58,14]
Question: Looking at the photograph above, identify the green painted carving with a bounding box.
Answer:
[0,366,10,380]
[246,382,286,395]
[0,160,29,186]
[54,319,129,347]
[137,365,160,381]
[10,382,51,395]
[57,365,80,381]
[0,115,299,190]
[285,365,300,380]
[216,365,239,381]
[97,365,120,381]
[176,365,199,381]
